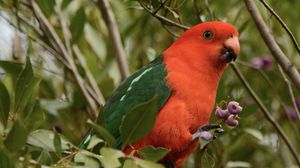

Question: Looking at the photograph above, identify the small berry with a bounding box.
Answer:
[226,115,239,127]
[227,101,243,114]
[284,106,299,121]
[215,107,229,119]
[261,56,273,71]
[199,131,214,141]
[251,57,263,69]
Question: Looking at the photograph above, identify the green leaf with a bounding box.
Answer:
[137,146,170,162]
[86,135,104,150]
[120,95,159,148]
[70,7,86,42]
[27,129,72,152]
[0,149,16,168]
[4,120,27,153]
[134,158,164,168]
[23,101,45,131]
[74,150,101,168]
[99,147,124,168]
[40,99,70,116]
[38,150,53,165]
[36,0,55,18]
[200,138,211,150]
[61,0,72,9]
[54,131,62,158]
[123,159,139,168]
[0,81,10,127]
[0,61,23,80]
[88,120,116,147]
[14,57,41,113]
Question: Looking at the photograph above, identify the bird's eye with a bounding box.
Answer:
[203,30,213,40]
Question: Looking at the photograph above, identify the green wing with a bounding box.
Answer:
[81,56,171,149]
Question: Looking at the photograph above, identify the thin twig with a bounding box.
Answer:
[277,65,300,119]
[193,0,203,23]
[260,0,300,56]
[56,151,78,164]
[230,63,300,166]
[137,0,189,30]
[55,4,105,107]
[73,45,106,105]
[96,0,130,80]
[204,0,213,21]
[30,0,98,120]
[153,0,169,15]
[55,5,72,56]
[244,0,300,93]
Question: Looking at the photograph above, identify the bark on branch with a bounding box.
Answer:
[96,0,130,80]
[244,0,300,92]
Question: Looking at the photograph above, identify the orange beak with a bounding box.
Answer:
[224,35,240,56]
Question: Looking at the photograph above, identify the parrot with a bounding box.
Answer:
[81,21,240,168]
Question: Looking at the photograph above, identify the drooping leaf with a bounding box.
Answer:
[86,135,105,150]
[23,101,45,131]
[123,159,139,168]
[0,81,10,127]
[38,150,53,165]
[74,150,101,168]
[0,149,16,168]
[137,145,170,162]
[54,131,62,158]
[27,129,72,152]
[200,138,211,150]
[35,0,55,18]
[40,99,70,116]
[134,158,164,168]
[88,120,116,147]
[4,120,27,153]
[70,7,86,42]
[61,0,72,9]
[39,80,56,99]
[14,57,41,113]
[99,147,124,168]
[120,95,159,148]
[0,61,23,80]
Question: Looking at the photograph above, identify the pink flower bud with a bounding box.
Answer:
[199,131,214,141]
[261,56,273,71]
[227,101,243,114]
[215,106,229,119]
[251,57,263,69]
[226,115,239,127]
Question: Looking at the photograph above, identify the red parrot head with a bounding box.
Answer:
[164,21,239,71]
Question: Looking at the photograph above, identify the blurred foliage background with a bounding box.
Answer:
[0,0,300,167]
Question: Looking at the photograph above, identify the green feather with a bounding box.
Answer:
[80,56,171,149]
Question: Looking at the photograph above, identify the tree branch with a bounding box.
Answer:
[30,0,98,120]
[277,65,300,119]
[73,45,106,105]
[96,0,130,80]
[137,0,189,30]
[230,63,300,166]
[259,0,300,57]
[244,0,300,92]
